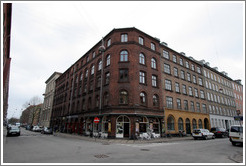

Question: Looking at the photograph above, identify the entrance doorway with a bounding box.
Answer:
[186,118,191,134]
[116,115,130,138]
[204,118,209,129]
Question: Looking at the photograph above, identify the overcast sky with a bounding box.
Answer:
[5,1,244,119]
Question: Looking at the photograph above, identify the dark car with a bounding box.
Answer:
[41,127,53,134]
[210,127,228,138]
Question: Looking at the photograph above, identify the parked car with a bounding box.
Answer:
[7,125,20,136]
[41,127,53,134]
[229,125,243,146]
[26,125,31,130]
[32,126,42,132]
[210,127,228,138]
[192,129,215,140]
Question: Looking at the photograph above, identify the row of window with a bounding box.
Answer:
[232,83,243,92]
[207,92,236,107]
[204,69,232,88]
[163,50,201,74]
[122,34,157,51]
[165,96,207,113]
[165,79,205,99]
[164,64,203,86]
[211,118,239,129]
[167,116,203,131]
[208,104,237,117]
[205,80,233,98]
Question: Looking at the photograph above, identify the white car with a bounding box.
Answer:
[192,129,215,140]
[7,125,20,136]
[229,125,243,146]
[32,126,41,132]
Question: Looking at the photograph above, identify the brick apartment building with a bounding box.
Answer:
[51,27,241,139]
[3,3,12,124]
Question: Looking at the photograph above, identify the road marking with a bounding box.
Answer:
[118,142,179,148]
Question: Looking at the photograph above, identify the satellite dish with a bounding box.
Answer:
[99,45,105,52]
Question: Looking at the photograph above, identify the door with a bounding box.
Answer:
[186,119,191,134]
[124,123,129,138]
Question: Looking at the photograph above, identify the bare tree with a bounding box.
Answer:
[22,96,43,126]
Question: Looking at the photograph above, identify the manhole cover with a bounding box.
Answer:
[94,154,109,158]
[141,149,150,151]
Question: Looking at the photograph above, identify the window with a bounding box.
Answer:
[120,50,128,62]
[174,67,178,77]
[167,116,175,130]
[121,34,128,42]
[164,63,171,74]
[84,83,87,93]
[197,67,201,74]
[185,61,189,68]
[196,102,200,112]
[98,60,102,71]
[198,78,203,86]
[97,76,101,88]
[198,119,203,128]
[139,53,145,65]
[166,97,173,108]
[192,119,197,129]
[180,58,183,66]
[119,90,128,104]
[91,65,95,75]
[105,72,110,85]
[86,56,89,62]
[178,118,184,131]
[187,73,191,82]
[85,69,88,78]
[151,42,155,51]
[189,87,193,96]
[204,70,207,77]
[89,80,93,91]
[107,38,111,47]
[163,50,169,59]
[92,51,96,58]
[194,88,198,98]
[139,71,146,84]
[200,90,205,99]
[173,55,177,63]
[202,104,207,113]
[95,95,99,108]
[104,92,109,106]
[191,64,195,71]
[190,101,194,111]
[119,69,129,82]
[177,98,181,109]
[182,85,187,94]
[153,95,159,107]
[140,92,147,105]
[152,75,157,87]
[165,79,172,91]
[193,75,197,84]
[180,70,185,79]
[184,100,188,110]
[175,83,180,93]
[80,72,83,81]
[106,54,110,66]
[139,37,144,45]
[151,58,157,69]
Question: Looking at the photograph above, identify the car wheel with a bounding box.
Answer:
[194,137,198,140]
[204,136,207,140]
[221,134,224,138]
[212,135,215,139]
[232,142,237,146]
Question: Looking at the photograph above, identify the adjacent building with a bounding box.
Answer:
[40,72,62,127]
[51,27,242,139]
[202,63,239,129]
[3,3,12,124]
[232,80,243,116]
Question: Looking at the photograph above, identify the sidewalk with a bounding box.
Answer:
[54,132,193,144]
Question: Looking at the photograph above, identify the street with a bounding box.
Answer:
[3,127,243,163]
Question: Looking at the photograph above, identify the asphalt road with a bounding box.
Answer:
[2,127,243,164]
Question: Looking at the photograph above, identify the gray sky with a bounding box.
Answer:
[5,1,244,119]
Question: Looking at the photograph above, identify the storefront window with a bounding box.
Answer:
[178,118,183,131]
[167,116,175,131]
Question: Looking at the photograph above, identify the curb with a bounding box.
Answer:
[54,132,193,144]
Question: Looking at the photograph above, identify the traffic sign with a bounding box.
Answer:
[94,117,100,123]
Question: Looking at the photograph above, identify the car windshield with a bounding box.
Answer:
[11,126,19,130]
[231,126,243,133]
[193,130,201,133]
